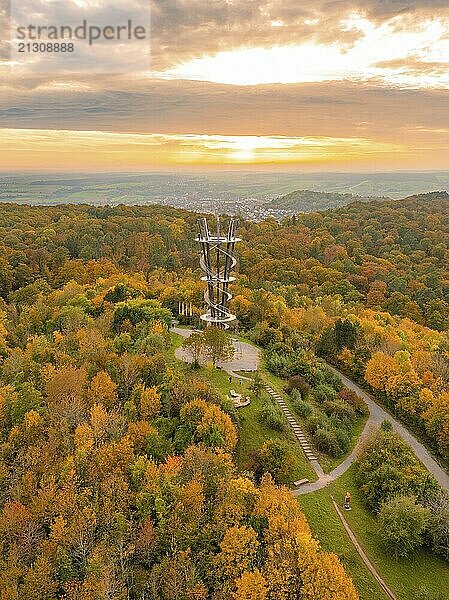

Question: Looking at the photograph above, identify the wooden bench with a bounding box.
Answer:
[294,478,309,487]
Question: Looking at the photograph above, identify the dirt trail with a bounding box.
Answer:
[331,498,397,600]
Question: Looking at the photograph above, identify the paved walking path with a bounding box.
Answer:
[172,327,449,494]
[172,327,259,376]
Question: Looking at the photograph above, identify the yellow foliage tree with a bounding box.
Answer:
[43,365,87,426]
[254,474,310,530]
[181,399,238,451]
[418,388,435,414]
[87,371,118,409]
[215,525,259,583]
[74,422,94,453]
[197,404,238,452]
[337,348,354,369]
[89,403,112,446]
[423,391,449,455]
[261,516,306,600]
[233,569,268,600]
[50,515,68,545]
[214,477,260,530]
[127,420,157,453]
[20,556,58,600]
[299,549,358,600]
[365,352,400,393]
[23,410,43,432]
[140,386,162,420]
[91,436,135,481]
[173,479,205,534]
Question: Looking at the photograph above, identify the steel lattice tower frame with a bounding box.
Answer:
[196,217,240,328]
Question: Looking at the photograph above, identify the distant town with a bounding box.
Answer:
[1,170,448,221]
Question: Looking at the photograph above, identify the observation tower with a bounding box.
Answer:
[196,217,240,328]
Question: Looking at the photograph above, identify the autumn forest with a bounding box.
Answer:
[0,192,448,599]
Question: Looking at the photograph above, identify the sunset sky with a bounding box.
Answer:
[1,0,449,171]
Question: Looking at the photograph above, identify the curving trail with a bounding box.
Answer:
[295,366,449,495]
[171,328,449,494]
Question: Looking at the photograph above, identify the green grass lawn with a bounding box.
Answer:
[167,331,185,359]
[170,336,316,486]
[299,465,449,600]
[299,489,388,600]
[198,365,317,484]
[235,389,317,484]
[198,363,252,396]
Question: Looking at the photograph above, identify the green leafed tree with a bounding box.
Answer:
[379,495,430,559]
[201,326,234,367]
[182,331,204,368]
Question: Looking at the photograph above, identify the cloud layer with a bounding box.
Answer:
[0,0,448,170]
[149,0,449,69]
[1,80,448,140]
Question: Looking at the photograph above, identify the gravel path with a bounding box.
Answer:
[171,327,449,493]
[295,365,449,495]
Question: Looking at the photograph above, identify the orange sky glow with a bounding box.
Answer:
[1,1,449,171]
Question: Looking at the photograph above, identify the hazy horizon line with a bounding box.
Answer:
[1,168,449,176]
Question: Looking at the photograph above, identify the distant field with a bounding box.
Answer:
[1,170,449,207]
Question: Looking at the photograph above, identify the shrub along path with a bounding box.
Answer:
[264,383,324,477]
[173,327,449,493]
